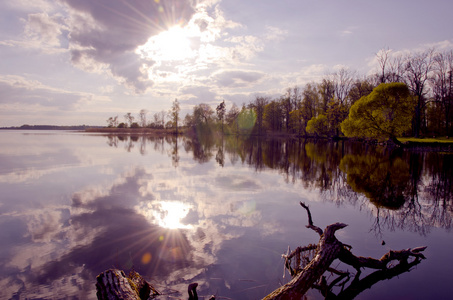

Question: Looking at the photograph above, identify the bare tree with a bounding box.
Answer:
[374,48,406,84]
[292,86,303,135]
[403,48,435,137]
[139,109,147,128]
[347,76,375,106]
[281,90,292,132]
[168,99,180,133]
[193,103,214,125]
[376,47,391,83]
[216,100,226,133]
[226,103,240,133]
[317,78,335,114]
[387,53,406,83]
[124,112,134,128]
[431,49,453,135]
[159,110,166,128]
[106,115,119,128]
[291,86,302,111]
[331,68,356,107]
[248,96,268,135]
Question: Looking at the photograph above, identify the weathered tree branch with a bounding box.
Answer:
[299,202,324,236]
[339,245,427,272]
[335,256,423,299]
[263,203,348,299]
[263,202,426,300]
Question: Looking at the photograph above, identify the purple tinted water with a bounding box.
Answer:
[0,131,451,299]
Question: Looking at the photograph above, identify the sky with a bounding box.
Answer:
[1,0,452,127]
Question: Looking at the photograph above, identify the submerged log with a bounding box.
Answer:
[263,218,347,299]
[263,202,426,300]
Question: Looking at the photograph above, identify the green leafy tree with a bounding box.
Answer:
[300,83,320,135]
[341,82,414,144]
[306,114,328,136]
[264,100,283,132]
[339,153,410,209]
[326,100,348,137]
[288,109,302,134]
[237,106,256,135]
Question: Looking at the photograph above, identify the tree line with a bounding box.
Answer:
[106,99,181,132]
[107,47,453,140]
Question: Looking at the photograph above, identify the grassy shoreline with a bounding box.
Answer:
[398,137,453,144]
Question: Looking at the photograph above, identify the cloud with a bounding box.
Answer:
[340,30,353,36]
[215,174,261,191]
[179,85,218,104]
[224,35,264,61]
[264,25,288,42]
[58,0,197,93]
[214,69,265,88]
[279,64,329,88]
[0,75,79,109]
[4,0,55,12]
[24,12,67,47]
[6,0,274,98]
[56,0,263,94]
[0,75,110,110]
[62,0,195,49]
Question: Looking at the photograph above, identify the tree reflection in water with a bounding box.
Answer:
[105,133,453,236]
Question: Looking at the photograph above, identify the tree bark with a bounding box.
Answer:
[96,269,158,300]
[262,202,426,300]
[263,215,347,299]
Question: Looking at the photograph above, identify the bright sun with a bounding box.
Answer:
[136,200,193,229]
[137,26,194,62]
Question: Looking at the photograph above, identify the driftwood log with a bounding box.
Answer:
[263,202,426,299]
[95,202,426,300]
[96,269,207,300]
[96,269,159,300]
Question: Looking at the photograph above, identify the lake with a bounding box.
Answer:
[0,130,452,299]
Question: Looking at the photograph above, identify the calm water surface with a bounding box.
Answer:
[0,130,452,299]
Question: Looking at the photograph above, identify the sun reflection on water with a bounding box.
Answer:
[137,200,193,229]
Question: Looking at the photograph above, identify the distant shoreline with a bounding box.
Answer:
[0,125,102,131]
[2,126,452,151]
[84,127,179,135]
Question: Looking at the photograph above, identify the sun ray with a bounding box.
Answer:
[137,25,195,62]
